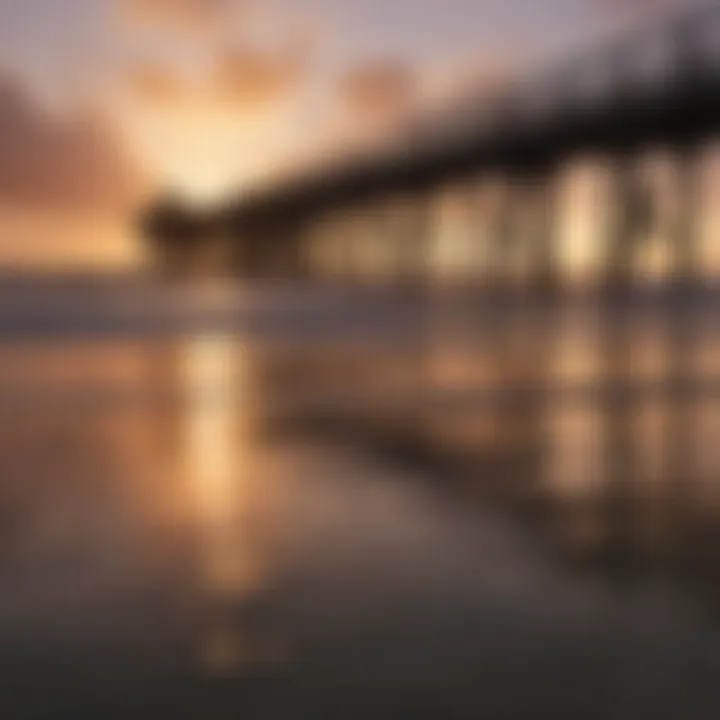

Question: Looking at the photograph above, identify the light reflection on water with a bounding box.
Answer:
[1,283,720,717]
[185,334,246,672]
[182,333,282,673]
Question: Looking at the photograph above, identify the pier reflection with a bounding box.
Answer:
[287,290,720,600]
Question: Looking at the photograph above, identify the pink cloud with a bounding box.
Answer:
[0,76,144,213]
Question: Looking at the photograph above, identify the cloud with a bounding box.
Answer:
[213,45,308,109]
[120,0,234,33]
[339,60,418,124]
[0,76,144,213]
[122,0,316,114]
[127,63,195,107]
[126,44,308,114]
[420,52,515,110]
[330,51,516,147]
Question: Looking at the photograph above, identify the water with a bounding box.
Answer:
[1,276,720,718]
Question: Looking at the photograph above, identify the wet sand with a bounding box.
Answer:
[1,277,719,719]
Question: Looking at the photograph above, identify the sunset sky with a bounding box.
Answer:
[0,0,687,268]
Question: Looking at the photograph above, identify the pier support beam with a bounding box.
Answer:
[605,157,652,291]
[670,149,700,290]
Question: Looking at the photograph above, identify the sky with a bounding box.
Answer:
[0,0,689,268]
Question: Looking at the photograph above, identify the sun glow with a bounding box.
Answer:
[122,98,294,208]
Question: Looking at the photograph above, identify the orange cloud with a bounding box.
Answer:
[340,61,417,124]
[120,0,234,33]
[0,76,144,213]
[127,63,195,107]
[126,47,307,115]
[213,44,310,109]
